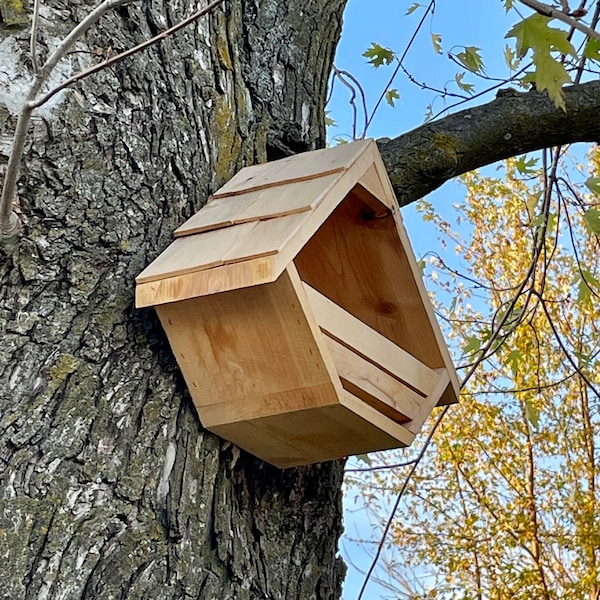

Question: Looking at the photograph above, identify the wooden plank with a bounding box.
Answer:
[222,212,309,265]
[405,369,451,435]
[323,335,421,423]
[232,173,339,222]
[304,282,439,397]
[155,269,339,408]
[198,383,339,426]
[213,139,373,198]
[339,392,415,447]
[136,221,257,284]
[135,256,275,307]
[174,174,338,238]
[173,194,256,237]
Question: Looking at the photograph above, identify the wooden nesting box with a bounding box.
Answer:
[136,140,459,468]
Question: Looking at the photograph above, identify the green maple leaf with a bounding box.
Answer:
[584,38,600,61]
[585,176,600,195]
[406,2,421,15]
[456,46,485,74]
[506,14,576,58]
[532,53,572,109]
[515,155,539,175]
[363,43,394,68]
[506,14,575,109]
[583,208,600,235]
[385,88,400,107]
[455,72,474,93]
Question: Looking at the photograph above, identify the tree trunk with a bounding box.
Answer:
[0,1,347,597]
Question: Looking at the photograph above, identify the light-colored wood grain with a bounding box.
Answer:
[293,190,450,381]
[173,194,257,237]
[304,282,439,397]
[323,335,421,423]
[155,269,339,409]
[174,173,339,238]
[208,400,414,469]
[198,383,339,426]
[339,391,415,447]
[222,212,310,265]
[213,139,373,198]
[405,369,451,434]
[355,163,393,210]
[136,222,257,284]
[135,256,275,307]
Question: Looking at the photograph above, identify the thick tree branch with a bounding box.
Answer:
[378,81,600,207]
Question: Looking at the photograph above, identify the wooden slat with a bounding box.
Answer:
[232,173,339,222]
[136,222,257,284]
[323,335,421,423]
[173,194,256,237]
[404,369,451,435]
[198,383,339,426]
[304,283,439,397]
[174,174,338,238]
[135,256,275,307]
[222,212,309,265]
[208,400,414,469]
[213,139,372,198]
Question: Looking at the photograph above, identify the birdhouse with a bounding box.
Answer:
[136,140,459,468]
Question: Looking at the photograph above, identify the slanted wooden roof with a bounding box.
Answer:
[136,140,389,305]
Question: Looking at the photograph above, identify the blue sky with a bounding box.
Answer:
[327,2,521,597]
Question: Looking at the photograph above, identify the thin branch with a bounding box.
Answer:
[30,0,42,75]
[355,404,450,600]
[517,0,600,41]
[0,0,136,237]
[29,0,228,109]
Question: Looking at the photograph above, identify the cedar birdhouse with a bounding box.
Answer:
[136,140,459,468]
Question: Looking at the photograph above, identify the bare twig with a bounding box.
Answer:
[0,0,136,238]
[30,0,42,75]
[518,0,600,41]
[30,0,228,109]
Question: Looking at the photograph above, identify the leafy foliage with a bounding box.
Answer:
[350,150,600,598]
[506,14,576,109]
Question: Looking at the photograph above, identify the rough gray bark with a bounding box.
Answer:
[0,1,346,598]
[2,0,600,598]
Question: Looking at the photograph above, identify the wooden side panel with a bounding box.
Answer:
[208,400,414,469]
[294,191,449,378]
[304,283,439,397]
[155,270,339,414]
[213,139,372,198]
[370,151,461,405]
